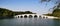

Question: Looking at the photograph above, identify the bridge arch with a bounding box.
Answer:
[34,15,37,18]
[29,15,33,18]
[24,15,27,18]
[20,15,23,18]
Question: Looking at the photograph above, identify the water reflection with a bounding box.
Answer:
[0,17,60,26]
[53,19,60,26]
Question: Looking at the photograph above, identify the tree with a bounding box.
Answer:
[41,0,51,2]
[40,0,60,17]
[40,0,60,8]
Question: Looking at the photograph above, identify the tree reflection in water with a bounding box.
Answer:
[53,19,60,26]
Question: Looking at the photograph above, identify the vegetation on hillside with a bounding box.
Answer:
[52,9,60,17]
[40,0,60,18]
[0,8,35,17]
[52,3,60,17]
[45,3,60,18]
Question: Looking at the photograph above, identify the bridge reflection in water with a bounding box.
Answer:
[14,14,48,19]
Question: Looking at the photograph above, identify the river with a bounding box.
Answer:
[0,17,60,26]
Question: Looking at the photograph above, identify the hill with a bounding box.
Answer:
[45,3,60,18]
[0,8,35,18]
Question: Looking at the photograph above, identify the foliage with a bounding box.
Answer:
[52,4,60,17]
[41,0,51,2]
[40,0,60,18]
[45,3,60,18]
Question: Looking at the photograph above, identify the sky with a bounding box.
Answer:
[0,0,57,14]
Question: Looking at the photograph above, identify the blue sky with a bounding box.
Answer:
[0,0,57,14]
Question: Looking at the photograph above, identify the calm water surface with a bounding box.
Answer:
[0,17,60,26]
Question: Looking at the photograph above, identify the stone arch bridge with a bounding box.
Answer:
[14,14,48,18]
[14,14,58,19]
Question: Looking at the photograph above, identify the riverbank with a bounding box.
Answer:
[0,16,14,19]
[43,15,60,19]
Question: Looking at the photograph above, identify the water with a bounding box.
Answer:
[0,17,60,26]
